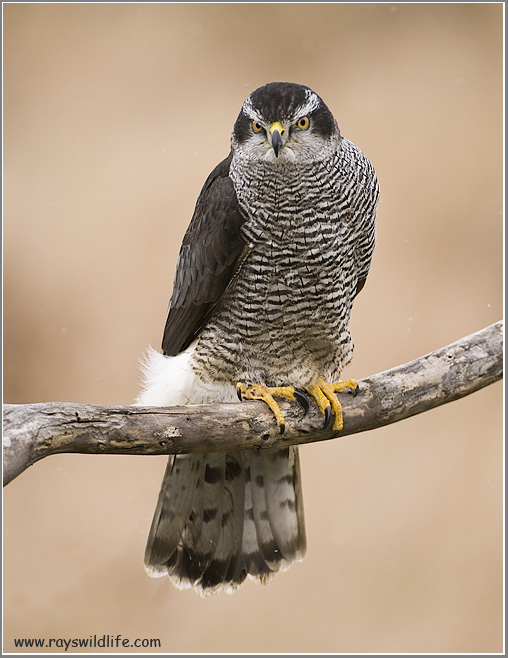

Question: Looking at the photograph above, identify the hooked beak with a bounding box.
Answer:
[270,121,284,157]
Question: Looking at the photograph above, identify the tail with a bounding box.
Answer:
[144,447,306,595]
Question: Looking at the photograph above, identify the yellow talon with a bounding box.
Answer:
[310,378,358,432]
[308,382,331,416]
[236,378,358,434]
[330,379,358,395]
[236,382,297,434]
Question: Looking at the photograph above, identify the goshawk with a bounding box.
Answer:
[137,82,379,595]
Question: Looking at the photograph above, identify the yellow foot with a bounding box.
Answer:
[236,383,302,434]
[309,378,358,432]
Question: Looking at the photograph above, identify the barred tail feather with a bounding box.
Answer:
[144,454,202,576]
[198,454,247,593]
[144,447,306,595]
[259,446,306,563]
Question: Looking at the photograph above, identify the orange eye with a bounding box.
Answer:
[297,116,310,130]
[252,121,263,133]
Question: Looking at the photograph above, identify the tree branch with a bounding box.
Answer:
[3,321,503,486]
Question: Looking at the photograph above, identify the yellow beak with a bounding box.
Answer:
[270,121,284,136]
[269,121,284,157]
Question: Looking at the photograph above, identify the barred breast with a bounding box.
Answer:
[190,137,378,390]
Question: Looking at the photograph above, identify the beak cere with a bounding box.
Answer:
[270,121,284,157]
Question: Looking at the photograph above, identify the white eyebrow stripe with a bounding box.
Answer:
[242,88,321,123]
[242,97,263,123]
[295,89,321,117]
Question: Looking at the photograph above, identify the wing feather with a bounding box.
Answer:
[162,152,248,355]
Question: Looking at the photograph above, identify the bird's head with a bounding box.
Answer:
[231,82,340,164]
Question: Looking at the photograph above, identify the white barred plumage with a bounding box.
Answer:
[137,82,379,595]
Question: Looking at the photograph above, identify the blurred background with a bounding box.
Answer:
[3,3,503,653]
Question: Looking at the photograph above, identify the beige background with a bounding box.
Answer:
[3,3,503,654]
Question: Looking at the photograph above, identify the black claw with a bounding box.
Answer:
[351,383,360,398]
[293,389,310,415]
[279,422,285,435]
[237,387,243,401]
[323,404,333,428]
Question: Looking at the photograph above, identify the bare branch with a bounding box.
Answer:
[3,321,503,486]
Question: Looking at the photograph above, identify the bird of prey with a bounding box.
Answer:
[137,82,379,595]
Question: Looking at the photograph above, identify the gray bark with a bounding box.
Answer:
[3,321,503,486]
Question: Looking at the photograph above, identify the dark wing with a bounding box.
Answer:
[162,152,248,356]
